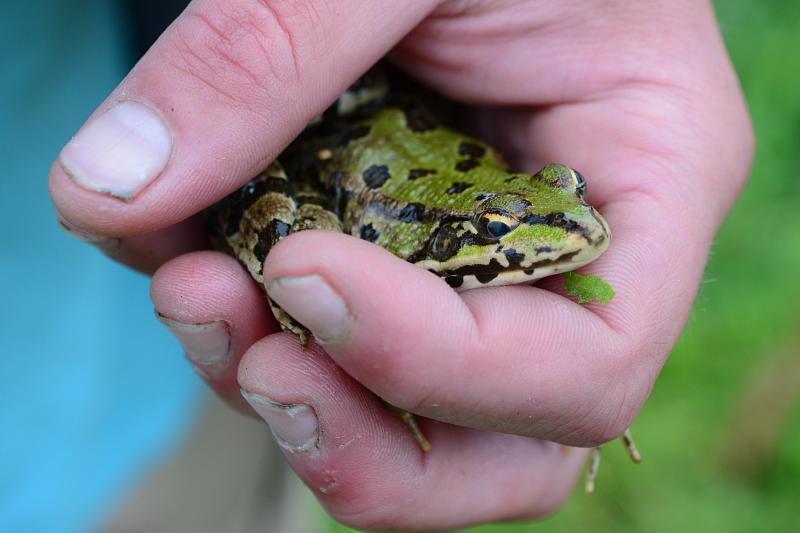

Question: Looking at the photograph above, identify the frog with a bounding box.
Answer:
[207,66,638,493]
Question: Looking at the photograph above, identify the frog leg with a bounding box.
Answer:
[214,160,431,449]
[585,447,602,494]
[385,404,431,452]
[621,427,642,464]
[276,198,344,349]
[208,162,315,345]
[584,426,641,494]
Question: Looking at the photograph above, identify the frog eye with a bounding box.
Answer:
[476,211,520,239]
[573,169,586,198]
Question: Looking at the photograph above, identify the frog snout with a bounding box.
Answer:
[587,207,611,246]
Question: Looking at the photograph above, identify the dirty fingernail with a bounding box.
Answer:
[265,274,353,344]
[156,313,232,376]
[59,100,172,200]
[241,390,319,453]
[56,212,122,255]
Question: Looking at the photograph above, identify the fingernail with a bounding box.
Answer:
[241,390,319,454]
[156,312,232,376]
[59,100,172,200]
[56,212,122,255]
[266,274,353,344]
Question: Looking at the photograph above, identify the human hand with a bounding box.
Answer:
[51,0,753,530]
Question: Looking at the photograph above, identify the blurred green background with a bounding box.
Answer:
[331,1,800,531]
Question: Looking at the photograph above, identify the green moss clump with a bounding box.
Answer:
[562,271,615,304]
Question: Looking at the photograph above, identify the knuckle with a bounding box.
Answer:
[305,470,409,530]
[169,0,313,102]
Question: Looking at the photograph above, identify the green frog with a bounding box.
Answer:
[208,67,637,493]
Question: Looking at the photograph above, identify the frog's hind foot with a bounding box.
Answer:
[385,405,431,451]
[399,410,431,452]
[268,298,313,349]
[621,427,642,464]
[585,447,602,494]
[584,427,641,494]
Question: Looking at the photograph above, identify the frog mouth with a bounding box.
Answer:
[433,250,580,290]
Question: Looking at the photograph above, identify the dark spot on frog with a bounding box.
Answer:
[458,142,486,159]
[429,224,462,261]
[254,219,290,264]
[455,159,480,172]
[398,202,425,223]
[362,164,391,189]
[503,249,526,266]
[504,175,519,183]
[403,105,438,133]
[219,175,287,237]
[360,224,380,242]
[330,171,352,216]
[523,268,535,275]
[446,182,473,194]
[445,275,464,288]
[535,246,553,255]
[336,125,372,148]
[475,193,490,202]
[408,168,436,180]
[475,272,498,284]
[245,175,288,203]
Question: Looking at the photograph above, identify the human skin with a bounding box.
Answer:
[49,0,753,530]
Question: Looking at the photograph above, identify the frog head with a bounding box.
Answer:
[414,164,611,290]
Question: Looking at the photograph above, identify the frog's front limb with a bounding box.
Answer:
[231,161,432,449]
[274,195,345,348]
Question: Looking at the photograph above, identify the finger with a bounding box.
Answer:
[257,226,656,447]
[238,334,584,531]
[473,85,752,229]
[150,250,275,412]
[50,0,440,263]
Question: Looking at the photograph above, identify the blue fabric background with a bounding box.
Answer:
[0,2,202,531]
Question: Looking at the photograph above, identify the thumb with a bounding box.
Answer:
[50,0,439,236]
